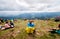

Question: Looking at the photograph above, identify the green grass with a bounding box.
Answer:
[0,19,60,39]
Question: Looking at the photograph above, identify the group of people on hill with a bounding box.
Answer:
[0,18,60,34]
[0,20,14,30]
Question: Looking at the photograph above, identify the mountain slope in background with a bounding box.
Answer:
[0,12,60,19]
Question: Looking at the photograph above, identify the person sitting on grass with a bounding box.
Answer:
[4,21,10,29]
[55,24,60,34]
[10,21,14,28]
[26,20,35,34]
[0,22,11,30]
[49,24,60,34]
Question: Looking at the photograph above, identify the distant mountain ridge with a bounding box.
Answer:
[0,12,60,19]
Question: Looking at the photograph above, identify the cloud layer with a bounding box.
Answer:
[0,0,60,11]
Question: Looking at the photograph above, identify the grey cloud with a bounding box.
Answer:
[0,0,60,11]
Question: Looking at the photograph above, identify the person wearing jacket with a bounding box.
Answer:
[26,20,35,34]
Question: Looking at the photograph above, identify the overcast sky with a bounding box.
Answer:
[0,0,60,15]
[0,0,60,11]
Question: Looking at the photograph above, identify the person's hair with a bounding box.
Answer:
[58,24,60,28]
[6,21,8,23]
[29,20,34,22]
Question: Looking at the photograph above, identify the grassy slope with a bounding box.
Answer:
[0,19,60,39]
